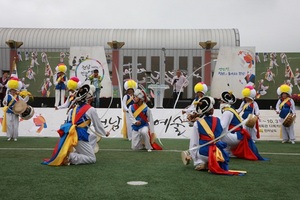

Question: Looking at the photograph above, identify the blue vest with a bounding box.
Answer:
[131,105,149,131]
[55,76,66,90]
[68,104,90,141]
[6,94,19,114]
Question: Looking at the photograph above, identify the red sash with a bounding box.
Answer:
[229,125,259,160]
[133,104,148,123]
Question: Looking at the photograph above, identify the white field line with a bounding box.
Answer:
[0,148,299,156]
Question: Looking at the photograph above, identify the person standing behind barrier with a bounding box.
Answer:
[276,84,296,144]
[55,76,81,110]
[89,69,102,108]
[2,77,23,141]
[121,79,137,141]
[237,86,260,143]
[183,96,243,175]
[219,91,267,161]
[53,64,67,107]
[171,70,188,106]
[0,71,9,107]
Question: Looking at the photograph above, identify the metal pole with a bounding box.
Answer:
[161,48,166,84]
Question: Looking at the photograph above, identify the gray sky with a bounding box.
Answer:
[1,0,299,52]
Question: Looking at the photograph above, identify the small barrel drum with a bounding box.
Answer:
[282,113,296,127]
[245,114,258,128]
[13,100,35,120]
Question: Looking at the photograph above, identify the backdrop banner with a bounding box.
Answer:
[69,46,112,97]
[211,46,256,99]
[1,108,298,141]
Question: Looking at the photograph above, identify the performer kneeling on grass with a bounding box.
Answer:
[128,89,162,152]
[219,91,267,161]
[42,84,110,166]
[54,78,101,154]
[183,96,245,175]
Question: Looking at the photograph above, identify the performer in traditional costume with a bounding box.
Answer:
[128,89,162,151]
[53,63,68,107]
[55,80,100,153]
[42,84,109,166]
[182,96,245,175]
[275,84,296,144]
[237,86,260,143]
[121,79,137,140]
[55,76,81,110]
[2,77,24,141]
[219,91,267,160]
[182,82,207,125]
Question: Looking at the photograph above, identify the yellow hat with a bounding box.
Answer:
[242,86,256,100]
[7,77,22,91]
[277,84,292,96]
[124,79,137,90]
[67,76,81,91]
[56,63,67,73]
[194,82,208,94]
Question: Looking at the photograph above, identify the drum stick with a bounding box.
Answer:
[88,124,115,138]
[108,125,116,133]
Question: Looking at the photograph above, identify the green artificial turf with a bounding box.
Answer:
[0,137,300,200]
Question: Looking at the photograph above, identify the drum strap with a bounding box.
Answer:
[126,95,133,106]
[199,119,214,139]
[224,107,243,122]
[242,102,251,113]
[56,75,65,83]
[133,103,147,122]
[279,98,290,109]
[199,118,225,163]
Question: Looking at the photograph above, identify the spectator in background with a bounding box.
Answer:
[25,51,29,61]
[171,69,189,107]
[89,69,102,108]
[0,71,9,107]
[17,51,22,61]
